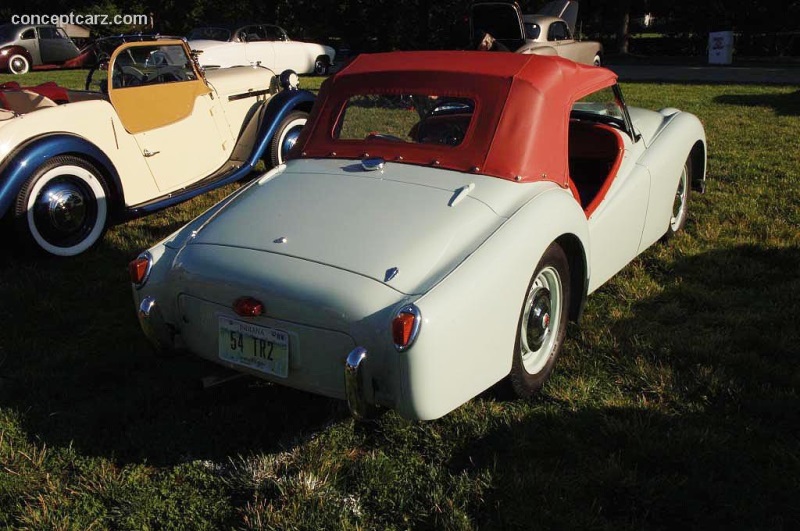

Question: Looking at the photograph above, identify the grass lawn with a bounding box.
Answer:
[1,70,799,529]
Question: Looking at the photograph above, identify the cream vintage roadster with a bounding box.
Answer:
[131,51,706,421]
[0,36,314,256]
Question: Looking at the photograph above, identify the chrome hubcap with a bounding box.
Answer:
[32,177,97,246]
[670,166,688,230]
[520,266,562,375]
[525,288,551,351]
[280,124,304,162]
[10,57,26,72]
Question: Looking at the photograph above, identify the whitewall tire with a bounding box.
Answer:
[14,156,110,257]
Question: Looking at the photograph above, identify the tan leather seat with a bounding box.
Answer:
[0,89,57,114]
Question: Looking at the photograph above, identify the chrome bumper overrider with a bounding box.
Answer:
[137,295,175,353]
[345,347,374,420]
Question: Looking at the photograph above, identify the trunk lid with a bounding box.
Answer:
[188,159,508,295]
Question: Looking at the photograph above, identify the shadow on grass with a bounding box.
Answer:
[0,238,344,467]
[450,244,800,529]
[714,89,800,116]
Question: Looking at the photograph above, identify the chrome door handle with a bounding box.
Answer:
[143,149,160,157]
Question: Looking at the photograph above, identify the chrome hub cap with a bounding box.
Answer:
[10,57,26,73]
[44,185,87,232]
[32,177,97,246]
[520,266,562,375]
[280,124,304,162]
[670,166,688,231]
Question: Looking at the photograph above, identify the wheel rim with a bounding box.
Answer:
[278,118,307,164]
[520,266,562,375]
[314,60,326,75]
[593,55,601,66]
[670,164,688,231]
[26,165,107,256]
[10,56,28,74]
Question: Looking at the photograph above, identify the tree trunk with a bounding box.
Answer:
[617,1,631,54]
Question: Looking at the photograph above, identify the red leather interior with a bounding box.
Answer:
[568,121,624,217]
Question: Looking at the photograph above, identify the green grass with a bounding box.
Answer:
[1,70,799,529]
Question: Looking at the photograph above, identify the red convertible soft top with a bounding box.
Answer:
[292,51,617,184]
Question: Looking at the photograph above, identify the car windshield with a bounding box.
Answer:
[335,93,475,147]
[188,27,231,41]
[111,44,197,89]
[524,23,541,39]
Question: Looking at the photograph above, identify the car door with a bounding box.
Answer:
[37,27,79,64]
[547,21,578,58]
[243,25,276,69]
[262,25,300,72]
[108,40,231,193]
[573,86,651,291]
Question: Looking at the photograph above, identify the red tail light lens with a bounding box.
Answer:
[392,305,421,351]
[233,297,264,317]
[129,253,151,287]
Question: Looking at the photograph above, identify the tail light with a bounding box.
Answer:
[129,252,152,288]
[392,305,421,351]
[233,297,264,317]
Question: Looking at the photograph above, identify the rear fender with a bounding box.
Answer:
[637,112,706,249]
[0,134,122,219]
[396,184,590,420]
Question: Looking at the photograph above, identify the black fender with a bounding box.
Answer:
[0,134,122,219]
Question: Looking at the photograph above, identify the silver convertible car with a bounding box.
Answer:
[131,51,706,421]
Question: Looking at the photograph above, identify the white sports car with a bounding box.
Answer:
[131,51,707,421]
[0,37,315,257]
[188,24,336,75]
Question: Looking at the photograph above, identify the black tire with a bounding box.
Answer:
[509,242,571,398]
[663,158,691,240]
[8,53,30,75]
[314,56,330,75]
[268,110,309,167]
[13,155,110,257]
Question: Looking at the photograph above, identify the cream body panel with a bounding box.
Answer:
[586,133,650,293]
[134,92,230,192]
[398,184,590,420]
[0,100,159,206]
[636,112,707,250]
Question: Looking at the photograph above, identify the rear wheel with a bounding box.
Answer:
[8,54,30,75]
[268,110,309,167]
[663,158,691,239]
[314,56,330,75]
[14,155,109,257]
[509,242,571,398]
[593,54,602,67]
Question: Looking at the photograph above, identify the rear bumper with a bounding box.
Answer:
[345,347,375,419]
[137,295,177,353]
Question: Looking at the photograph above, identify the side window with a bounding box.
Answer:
[548,22,569,42]
[571,86,627,130]
[21,29,35,40]
[263,26,285,41]
[112,44,197,89]
[38,27,57,39]
[243,26,265,42]
[55,28,69,40]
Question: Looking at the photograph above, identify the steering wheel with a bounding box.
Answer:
[113,65,145,88]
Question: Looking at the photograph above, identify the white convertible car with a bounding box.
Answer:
[130,51,706,421]
[188,24,336,75]
[0,37,315,257]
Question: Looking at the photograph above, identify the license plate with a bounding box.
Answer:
[218,316,289,378]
